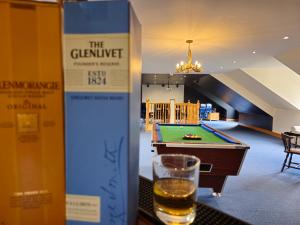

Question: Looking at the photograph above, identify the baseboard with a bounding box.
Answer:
[239,123,281,138]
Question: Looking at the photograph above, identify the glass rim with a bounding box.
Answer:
[153,153,200,171]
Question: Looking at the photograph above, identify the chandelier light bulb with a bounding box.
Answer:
[176,63,180,68]
[180,61,184,66]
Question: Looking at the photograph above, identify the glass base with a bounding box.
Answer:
[155,210,196,225]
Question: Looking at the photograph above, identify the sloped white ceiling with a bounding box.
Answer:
[242,64,300,110]
[226,69,297,110]
[211,72,275,116]
[130,0,300,74]
[276,48,300,76]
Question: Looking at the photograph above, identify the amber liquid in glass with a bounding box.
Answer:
[153,178,196,224]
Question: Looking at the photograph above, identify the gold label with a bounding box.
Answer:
[17,113,39,133]
[10,190,52,209]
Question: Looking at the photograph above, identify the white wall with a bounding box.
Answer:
[142,84,184,103]
[273,108,300,133]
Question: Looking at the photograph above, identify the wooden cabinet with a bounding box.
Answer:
[208,112,220,120]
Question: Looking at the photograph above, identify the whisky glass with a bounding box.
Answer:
[153,154,200,225]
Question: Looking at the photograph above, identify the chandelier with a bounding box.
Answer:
[176,40,202,73]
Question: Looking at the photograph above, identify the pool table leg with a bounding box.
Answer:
[199,175,227,196]
[212,192,222,197]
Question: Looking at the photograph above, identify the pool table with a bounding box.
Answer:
[152,123,250,195]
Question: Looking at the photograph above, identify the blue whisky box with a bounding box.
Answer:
[63,1,141,224]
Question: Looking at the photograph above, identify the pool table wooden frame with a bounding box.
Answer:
[152,123,250,195]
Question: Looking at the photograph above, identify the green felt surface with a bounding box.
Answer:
[159,125,227,143]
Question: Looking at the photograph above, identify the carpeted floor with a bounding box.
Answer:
[139,121,300,225]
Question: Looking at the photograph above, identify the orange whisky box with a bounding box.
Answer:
[0,1,65,224]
